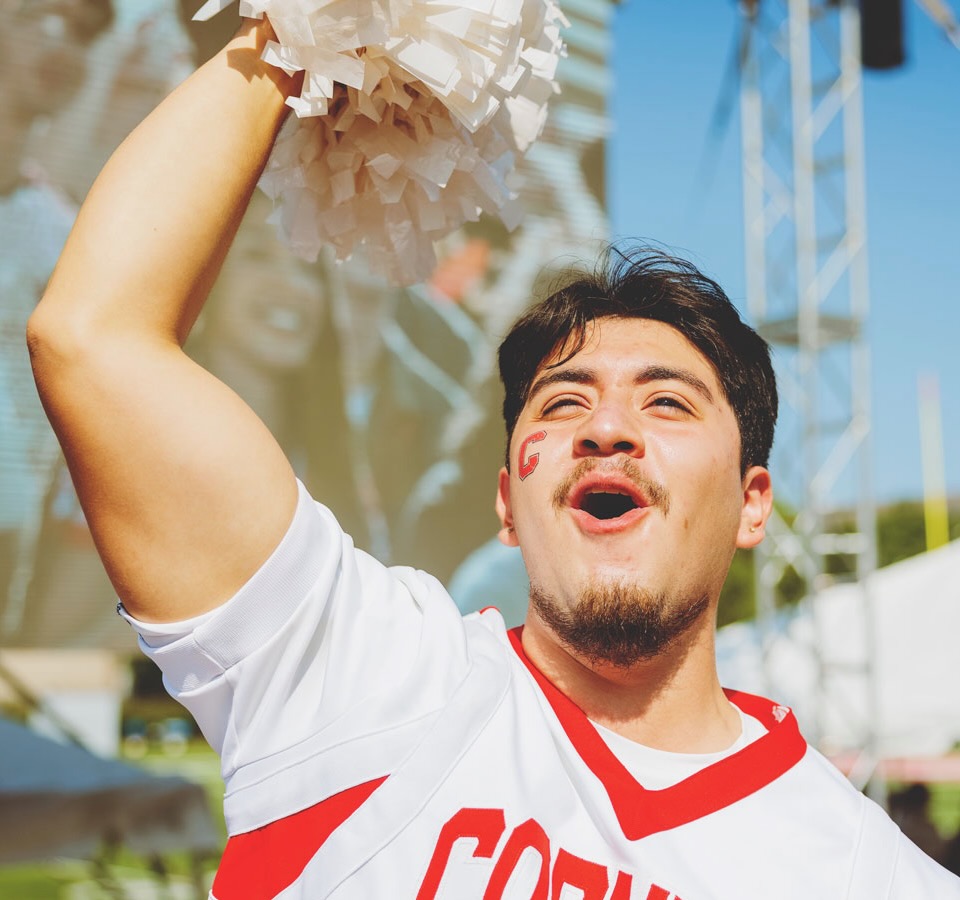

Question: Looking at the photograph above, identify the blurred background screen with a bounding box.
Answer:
[0,0,613,660]
[2,0,960,891]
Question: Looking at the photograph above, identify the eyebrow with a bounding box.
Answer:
[529,364,715,404]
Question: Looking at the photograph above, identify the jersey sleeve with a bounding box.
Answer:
[121,478,475,831]
[847,793,960,898]
[888,832,960,897]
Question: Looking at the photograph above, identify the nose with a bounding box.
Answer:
[573,400,644,458]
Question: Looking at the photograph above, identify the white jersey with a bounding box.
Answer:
[124,481,960,900]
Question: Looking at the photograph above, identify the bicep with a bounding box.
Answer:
[35,333,297,622]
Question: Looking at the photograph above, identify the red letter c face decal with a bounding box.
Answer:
[518,431,547,480]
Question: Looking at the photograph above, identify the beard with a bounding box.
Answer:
[529,579,709,668]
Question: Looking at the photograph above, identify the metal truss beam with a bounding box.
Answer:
[739,0,881,794]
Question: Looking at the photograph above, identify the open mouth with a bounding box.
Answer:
[579,491,640,521]
[559,467,661,532]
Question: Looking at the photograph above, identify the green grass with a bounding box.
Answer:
[927,782,960,838]
[0,860,91,900]
[0,741,225,899]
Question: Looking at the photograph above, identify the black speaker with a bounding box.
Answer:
[860,0,906,70]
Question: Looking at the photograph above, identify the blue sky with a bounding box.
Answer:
[607,1,959,505]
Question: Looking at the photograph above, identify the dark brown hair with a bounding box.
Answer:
[498,246,777,473]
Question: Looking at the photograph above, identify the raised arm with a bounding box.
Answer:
[27,18,305,623]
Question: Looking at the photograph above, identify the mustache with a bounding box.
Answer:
[552,458,671,515]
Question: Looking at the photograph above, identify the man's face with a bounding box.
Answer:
[496,316,771,663]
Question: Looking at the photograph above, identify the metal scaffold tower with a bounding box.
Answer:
[738,0,880,787]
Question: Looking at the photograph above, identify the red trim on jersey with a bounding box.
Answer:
[211,776,388,899]
[507,627,807,840]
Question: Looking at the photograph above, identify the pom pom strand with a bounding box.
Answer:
[194,0,567,284]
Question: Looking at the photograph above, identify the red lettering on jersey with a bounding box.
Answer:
[518,430,547,480]
[483,818,550,899]
[419,808,683,900]
[551,848,609,899]
[416,808,507,900]
[610,872,634,899]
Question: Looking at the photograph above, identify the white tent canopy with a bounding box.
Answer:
[0,716,220,865]
[717,539,960,758]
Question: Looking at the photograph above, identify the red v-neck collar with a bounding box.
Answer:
[507,627,807,840]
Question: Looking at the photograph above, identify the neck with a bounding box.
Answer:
[521,610,739,753]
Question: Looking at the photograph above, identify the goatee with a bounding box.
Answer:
[529,581,709,668]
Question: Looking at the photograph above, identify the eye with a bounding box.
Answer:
[649,395,693,415]
[542,396,584,416]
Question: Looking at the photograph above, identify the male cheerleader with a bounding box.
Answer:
[29,15,960,899]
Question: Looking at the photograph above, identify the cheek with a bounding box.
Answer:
[665,443,741,522]
[700,462,746,531]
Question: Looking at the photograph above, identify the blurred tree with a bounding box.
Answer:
[718,549,755,627]
[716,497,958,626]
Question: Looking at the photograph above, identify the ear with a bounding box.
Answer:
[495,466,519,547]
[736,466,773,549]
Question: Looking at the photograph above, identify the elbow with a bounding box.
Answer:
[26,302,58,373]
[26,296,92,393]
[27,300,66,366]
[26,304,61,405]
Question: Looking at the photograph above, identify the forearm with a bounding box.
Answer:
[31,17,300,349]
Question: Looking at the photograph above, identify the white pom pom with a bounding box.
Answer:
[196,0,568,285]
